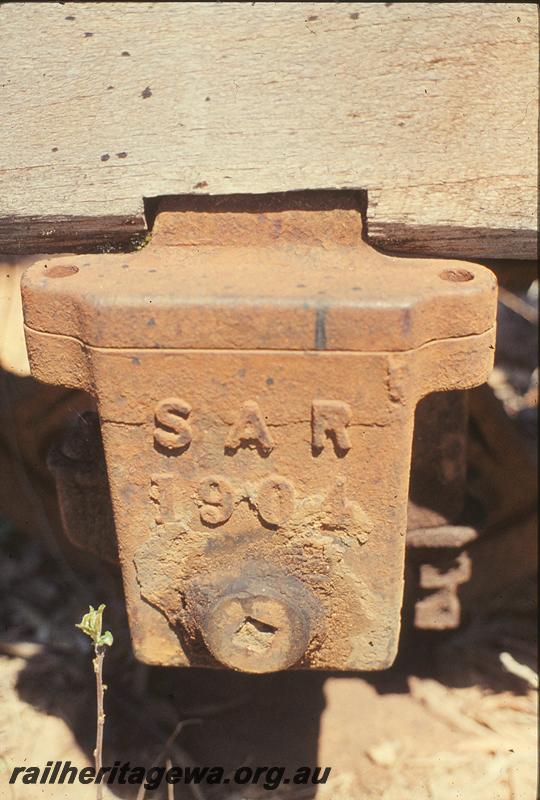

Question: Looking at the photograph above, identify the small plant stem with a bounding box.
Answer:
[166,757,175,800]
[76,605,112,800]
[93,646,106,800]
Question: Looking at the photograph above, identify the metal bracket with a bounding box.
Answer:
[22,195,497,672]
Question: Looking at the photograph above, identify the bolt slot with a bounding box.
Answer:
[234,616,278,654]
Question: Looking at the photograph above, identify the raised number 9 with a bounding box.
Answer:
[197,475,234,526]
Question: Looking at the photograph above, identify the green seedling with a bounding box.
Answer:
[76,604,113,800]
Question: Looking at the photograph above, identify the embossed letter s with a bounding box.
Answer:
[154,397,192,451]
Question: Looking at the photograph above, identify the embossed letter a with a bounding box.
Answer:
[225,400,274,453]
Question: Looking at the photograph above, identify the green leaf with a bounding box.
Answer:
[75,604,112,648]
[99,630,114,648]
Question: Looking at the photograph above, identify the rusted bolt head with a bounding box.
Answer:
[194,573,320,673]
[202,592,311,673]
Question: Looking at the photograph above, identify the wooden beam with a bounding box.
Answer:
[0,2,537,258]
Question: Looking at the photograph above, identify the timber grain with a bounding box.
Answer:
[0,2,537,258]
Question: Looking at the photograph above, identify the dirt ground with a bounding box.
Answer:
[0,523,537,800]
[0,278,537,800]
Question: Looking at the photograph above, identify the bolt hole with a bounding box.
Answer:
[45,264,79,278]
[439,268,474,283]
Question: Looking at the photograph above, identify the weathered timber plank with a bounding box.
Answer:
[0,215,147,256]
[0,2,537,258]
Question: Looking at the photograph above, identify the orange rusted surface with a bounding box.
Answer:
[21,197,497,672]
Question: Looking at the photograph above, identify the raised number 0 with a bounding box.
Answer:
[256,474,295,527]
